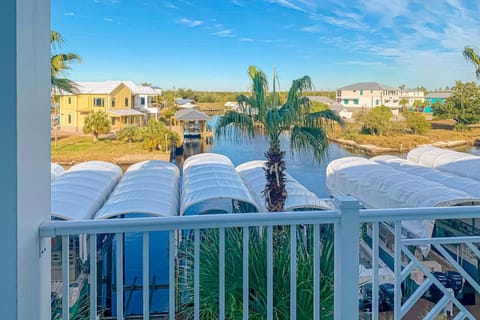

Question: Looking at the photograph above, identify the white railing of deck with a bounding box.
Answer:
[40,199,480,320]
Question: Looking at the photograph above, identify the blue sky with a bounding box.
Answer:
[52,0,480,91]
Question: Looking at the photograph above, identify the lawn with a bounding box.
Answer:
[333,121,480,150]
[51,135,170,163]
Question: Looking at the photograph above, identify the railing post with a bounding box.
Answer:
[334,196,361,320]
[0,0,51,319]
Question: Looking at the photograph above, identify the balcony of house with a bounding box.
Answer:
[39,201,480,320]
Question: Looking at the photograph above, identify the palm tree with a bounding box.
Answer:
[216,66,343,212]
[83,112,111,142]
[463,46,480,80]
[51,30,82,93]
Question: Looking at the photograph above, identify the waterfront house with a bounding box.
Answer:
[307,95,354,120]
[56,81,161,132]
[424,92,452,113]
[336,82,400,110]
[399,89,425,107]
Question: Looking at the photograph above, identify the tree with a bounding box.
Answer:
[51,30,82,93]
[433,81,480,125]
[399,84,406,90]
[83,112,111,142]
[141,119,180,151]
[399,98,409,111]
[412,100,426,112]
[404,112,430,134]
[463,46,480,80]
[216,66,343,212]
[360,106,392,136]
[116,125,141,143]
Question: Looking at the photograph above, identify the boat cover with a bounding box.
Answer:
[51,161,122,220]
[95,161,180,219]
[51,163,64,181]
[408,146,480,181]
[236,160,333,212]
[372,155,480,198]
[181,153,259,215]
[326,157,480,241]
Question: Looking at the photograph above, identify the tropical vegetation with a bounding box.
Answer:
[463,46,480,80]
[116,125,141,143]
[141,119,180,151]
[216,66,342,212]
[433,81,480,126]
[357,106,393,136]
[82,112,111,142]
[177,225,334,319]
[51,30,82,93]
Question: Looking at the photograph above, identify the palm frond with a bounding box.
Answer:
[50,30,64,49]
[290,125,328,162]
[236,94,258,116]
[463,46,480,80]
[286,76,313,108]
[249,66,269,119]
[52,77,78,93]
[215,111,255,140]
[307,109,344,127]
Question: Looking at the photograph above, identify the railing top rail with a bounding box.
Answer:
[39,210,340,237]
[360,205,480,223]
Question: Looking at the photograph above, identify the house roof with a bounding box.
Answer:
[174,109,210,121]
[338,82,397,91]
[109,109,144,116]
[425,92,452,99]
[307,96,336,104]
[70,81,160,95]
[175,98,195,105]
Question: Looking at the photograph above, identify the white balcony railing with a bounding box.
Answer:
[39,198,480,320]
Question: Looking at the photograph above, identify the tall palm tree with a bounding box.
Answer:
[51,30,82,93]
[216,66,343,212]
[463,46,480,80]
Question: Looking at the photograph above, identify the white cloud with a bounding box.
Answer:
[164,2,178,9]
[213,29,234,37]
[104,17,114,22]
[64,12,75,16]
[240,37,254,42]
[232,0,244,6]
[176,18,203,27]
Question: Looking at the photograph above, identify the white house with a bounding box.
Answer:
[336,82,400,110]
[399,89,425,107]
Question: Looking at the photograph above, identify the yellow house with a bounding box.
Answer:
[57,81,161,132]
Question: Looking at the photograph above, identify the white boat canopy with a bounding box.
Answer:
[181,153,260,215]
[236,160,333,212]
[51,161,122,220]
[407,146,480,181]
[372,155,480,197]
[326,157,480,241]
[95,161,180,219]
[51,163,64,181]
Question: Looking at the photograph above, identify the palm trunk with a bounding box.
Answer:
[264,138,287,212]
[93,131,98,142]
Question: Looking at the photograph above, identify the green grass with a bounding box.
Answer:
[51,135,169,163]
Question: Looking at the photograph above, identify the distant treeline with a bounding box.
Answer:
[165,89,335,104]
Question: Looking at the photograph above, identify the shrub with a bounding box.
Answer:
[116,125,141,142]
[141,119,180,151]
[360,106,392,136]
[404,112,430,134]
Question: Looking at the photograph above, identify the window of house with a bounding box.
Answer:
[343,99,349,104]
[354,99,359,104]
[94,98,104,107]
[68,97,71,104]
[112,98,116,107]
[376,99,380,105]
[140,97,146,105]
[111,117,116,125]
[360,90,363,96]
[125,97,129,107]
[68,114,71,124]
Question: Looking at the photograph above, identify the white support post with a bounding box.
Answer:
[334,196,361,320]
[0,0,51,319]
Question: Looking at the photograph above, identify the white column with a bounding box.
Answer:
[0,0,51,319]
[333,196,360,320]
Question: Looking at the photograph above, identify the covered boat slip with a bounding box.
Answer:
[181,153,260,215]
[236,160,333,212]
[408,146,480,181]
[94,160,181,316]
[326,157,480,240]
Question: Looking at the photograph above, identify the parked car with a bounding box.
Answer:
[427,271,449,302]
[379,283,395,311]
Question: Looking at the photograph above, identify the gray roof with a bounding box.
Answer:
[174,109,210,121]
[425,92,452,99]
[68,81,160,95]
[109,109,144,116]
[338,82,397,91]
[307,96,336,104]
